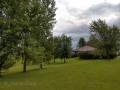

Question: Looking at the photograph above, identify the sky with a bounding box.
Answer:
[53,0,120,48]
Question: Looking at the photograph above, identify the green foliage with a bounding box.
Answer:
[18,0,56,72]
[31,47,45,64]
[53,34,72,63]
[90,19,120,59]
[53,36,60,59]
[79,51,100,59]
[2,54,16,70]
[77,37,86,47]
[0,0,56,74]
[0,0,23,76]
[101,51,117,59]
[25,47,45,69]
[71,53,79,58]
[87,35,99,48]
[0,54,16,77]
[43,37,54,63]
[44,53,54,63]
[60,34,72,59]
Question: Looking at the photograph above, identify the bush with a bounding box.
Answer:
[79,51,100,59]
[79,52,87,59]
[101,52,117,59]
[78,50,117,60]
[71,53,79,58]
[2,54,16,70]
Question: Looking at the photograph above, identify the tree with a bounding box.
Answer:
[58,34,72,63]
[44,36,55,64]
[87,35,99,48]
[0,0,25,76]
[53,36,60,63]
[18,0,56,72]
[0,54,17,75]
[90,19,120,59]
[0,0,57,74]
[27,47,45,69]
[53,34,72,63]
[77,37,86,48]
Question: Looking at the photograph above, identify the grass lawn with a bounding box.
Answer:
[0,57,120,90]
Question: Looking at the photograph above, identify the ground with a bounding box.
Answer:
[0,57,120,90]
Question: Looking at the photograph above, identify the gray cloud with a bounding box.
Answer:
[69,32,90,48]
[54,23,90,48]
[57,0,68,5]
[67,3,120,19]
[110,17,120,28]
[54,2,120,48]
[56,23,89,34]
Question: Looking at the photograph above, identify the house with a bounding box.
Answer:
[73,45,96,53]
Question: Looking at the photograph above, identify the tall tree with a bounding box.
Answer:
[26,46,45,69]
[59,34,72,63]
[90,19,120,59]
[87,35,99,48]
[53,34,72,63]
[77,37,86,48]
[0,0,26,76]
[0,0,57,74]
[53,36,60,63]
[44,36,54,64]
[19,0,56,72]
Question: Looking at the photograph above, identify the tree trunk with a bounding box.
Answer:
[48,59,50,64]
[23,39,27,72]
[23,56,27,72]
[0,67,2,77]
[106,49,110,60]
[64,58,66,63]
[40,62,43,69]
[22,52,27,72]
[54,58,55,63]
[107,55,110,60]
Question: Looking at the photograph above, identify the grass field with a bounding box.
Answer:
[0,57,120,90]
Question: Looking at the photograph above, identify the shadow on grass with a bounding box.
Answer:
[48,62,66,66]
[1,66,47,78]
[79,58,117,61]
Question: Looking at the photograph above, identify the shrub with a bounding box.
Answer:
[71,53,79,58]
[79,51,100,59]
[101,52,117,59]
[78,50,117,60]
[2,54,16,70]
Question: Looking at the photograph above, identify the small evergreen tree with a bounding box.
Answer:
[77,37,86,48]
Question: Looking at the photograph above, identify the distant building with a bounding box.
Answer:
[73,45,96,53]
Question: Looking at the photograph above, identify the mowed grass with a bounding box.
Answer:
[0,57,120,90]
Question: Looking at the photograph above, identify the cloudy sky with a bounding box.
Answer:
[53,0,120,48]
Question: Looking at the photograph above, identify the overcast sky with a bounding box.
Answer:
[53,0,120,48]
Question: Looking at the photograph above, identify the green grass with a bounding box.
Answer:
[1,57,120,90]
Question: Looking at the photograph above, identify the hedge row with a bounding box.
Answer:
[78,51,117,59]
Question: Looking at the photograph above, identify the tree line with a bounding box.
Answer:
[0,0,72,77]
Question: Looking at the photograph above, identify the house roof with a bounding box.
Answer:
[74,45,96,52]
